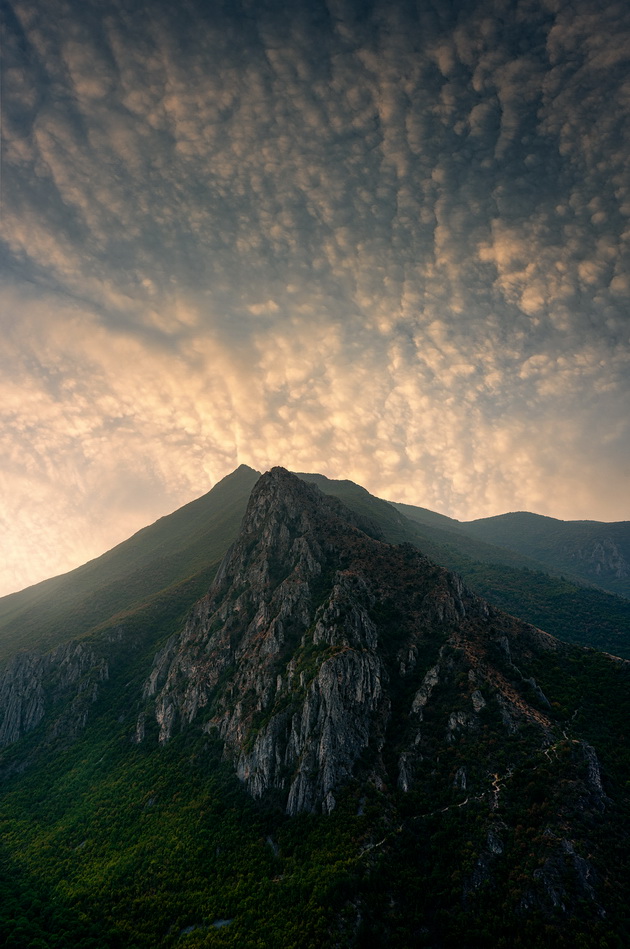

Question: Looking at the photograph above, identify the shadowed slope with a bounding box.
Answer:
[297,473,630,657]
[459,511,630,599]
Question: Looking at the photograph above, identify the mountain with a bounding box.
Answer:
[458,512,630,600]
[298,474,630,658]
[389,498,630,599]
[0,464,260,663]
[2,465,628,667]
[1,467,629,948]
[137,469,615,817]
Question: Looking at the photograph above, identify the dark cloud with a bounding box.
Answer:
[1,0,629,593]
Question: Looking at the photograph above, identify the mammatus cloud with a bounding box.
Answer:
[1,0,629,595]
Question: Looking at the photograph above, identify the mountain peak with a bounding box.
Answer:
[240,466,384,545]
[249,465,315,507]
[138,466,584,822]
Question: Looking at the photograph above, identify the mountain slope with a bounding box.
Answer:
[0,468,629,947]
[141,469,562,814]
[298,473,630,658]
[459,511,630,599]
[0,465,259,663]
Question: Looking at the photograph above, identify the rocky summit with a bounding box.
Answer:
[1,466,629,948]
[139,470,611,835]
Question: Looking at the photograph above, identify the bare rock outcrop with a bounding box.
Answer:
[0,641,108,748]
[140,468,570,816]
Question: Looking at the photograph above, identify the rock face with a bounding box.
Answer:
[141,468,566,815]
[0,641,108,748]
[577,537,629,581]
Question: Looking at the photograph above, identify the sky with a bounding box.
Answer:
[1,0,629,596]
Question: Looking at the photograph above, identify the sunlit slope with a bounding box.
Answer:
[458,511,630,599]
[0,465,260,662]
[298,474,630,658]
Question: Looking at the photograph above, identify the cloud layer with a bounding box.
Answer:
[1,0,629,594]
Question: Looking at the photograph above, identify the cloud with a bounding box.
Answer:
[1,0,629,594]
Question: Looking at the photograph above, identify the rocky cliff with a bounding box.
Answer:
[574,536,629,582]
[140,468,600,828]
[0,640,108,749]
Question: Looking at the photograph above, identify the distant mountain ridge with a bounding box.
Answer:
[297,473,630,657]
[458,510,630,599]
[389,500,630,599]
